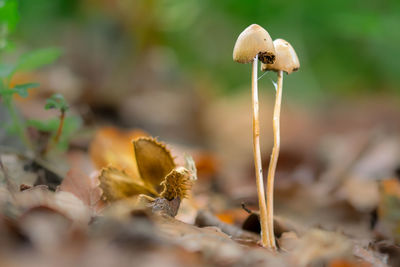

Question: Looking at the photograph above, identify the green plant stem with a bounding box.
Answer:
[54,110,65,143]
[251,55,270,248]
[266,70,283,250]
[4,96,32,149]
[42,110,65,156]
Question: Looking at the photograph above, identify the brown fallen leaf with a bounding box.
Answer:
[14,186,91,225]
[352,244,388,267]
[58,168,103,211]
[18,206,73,253]
[288,229,353,267]
[96,136,195,217]
[99,167,157,202]
[89,126,147,177]
[134,137,176,192]
[195,210,260,243]
[278,231,299,252]
[337,176,379,212]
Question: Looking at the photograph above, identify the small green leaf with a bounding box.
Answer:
[27,118,59,132]
[16,48,62,72]
[12,82,39,98]
[44,93,69,112]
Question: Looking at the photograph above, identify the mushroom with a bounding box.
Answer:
[261,38,300,249]
[261,39,299,74]
[233,24,276,248]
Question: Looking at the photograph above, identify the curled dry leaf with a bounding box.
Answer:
[134,137,176,191]
[93,133,195,217]
[98,137,176,201]
[160,167,192,201]
[99,167,158,202]
[89,126,147,178]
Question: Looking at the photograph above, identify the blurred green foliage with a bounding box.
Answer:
[1,0,70,151]
[0,0,19,50]
[27,116,81,151]
[14,0,400,101]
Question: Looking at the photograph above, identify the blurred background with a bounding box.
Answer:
[1,0,400,212]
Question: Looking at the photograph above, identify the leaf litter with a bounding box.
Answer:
[1,121,400,267]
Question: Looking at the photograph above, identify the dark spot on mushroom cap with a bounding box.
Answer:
[258,52,275,64]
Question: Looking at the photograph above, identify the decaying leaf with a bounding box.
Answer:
[59,168,102,209]
[160,167,192,201]
[195,210,260,243]
[13,186,91,225]
[99,167,158,202]
[134,137,176,191]
[92,133,195,217]
[89,127,147,179]
[289,229,353,267]
[337,176,379,212]
[151,197,182,217]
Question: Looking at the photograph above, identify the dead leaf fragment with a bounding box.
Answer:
[89,126,146,178]
[14,186,90,225]
[59,168,102,209]
[99,167,158,202]
[94,134,194,217]
[337,176,379,212]
[160,167,192,201]
[278,231,299,252]
[134,137,176,191]
[290,229,353,267]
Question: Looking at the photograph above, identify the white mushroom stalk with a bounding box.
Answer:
[265,69,282,249]
[262,38,300,250]
[233,24,276,248]
[251,54,271,247]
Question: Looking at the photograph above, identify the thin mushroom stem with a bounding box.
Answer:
[251,55,270,248]
[266,70,283,249]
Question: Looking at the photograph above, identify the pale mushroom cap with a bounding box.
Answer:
[261,39,300,74]
[233,24,276,64]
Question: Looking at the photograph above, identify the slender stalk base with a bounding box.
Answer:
[42,110,65,156]
[251,56,270,247]
[54,111,65,143]
[266,70,283,249]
